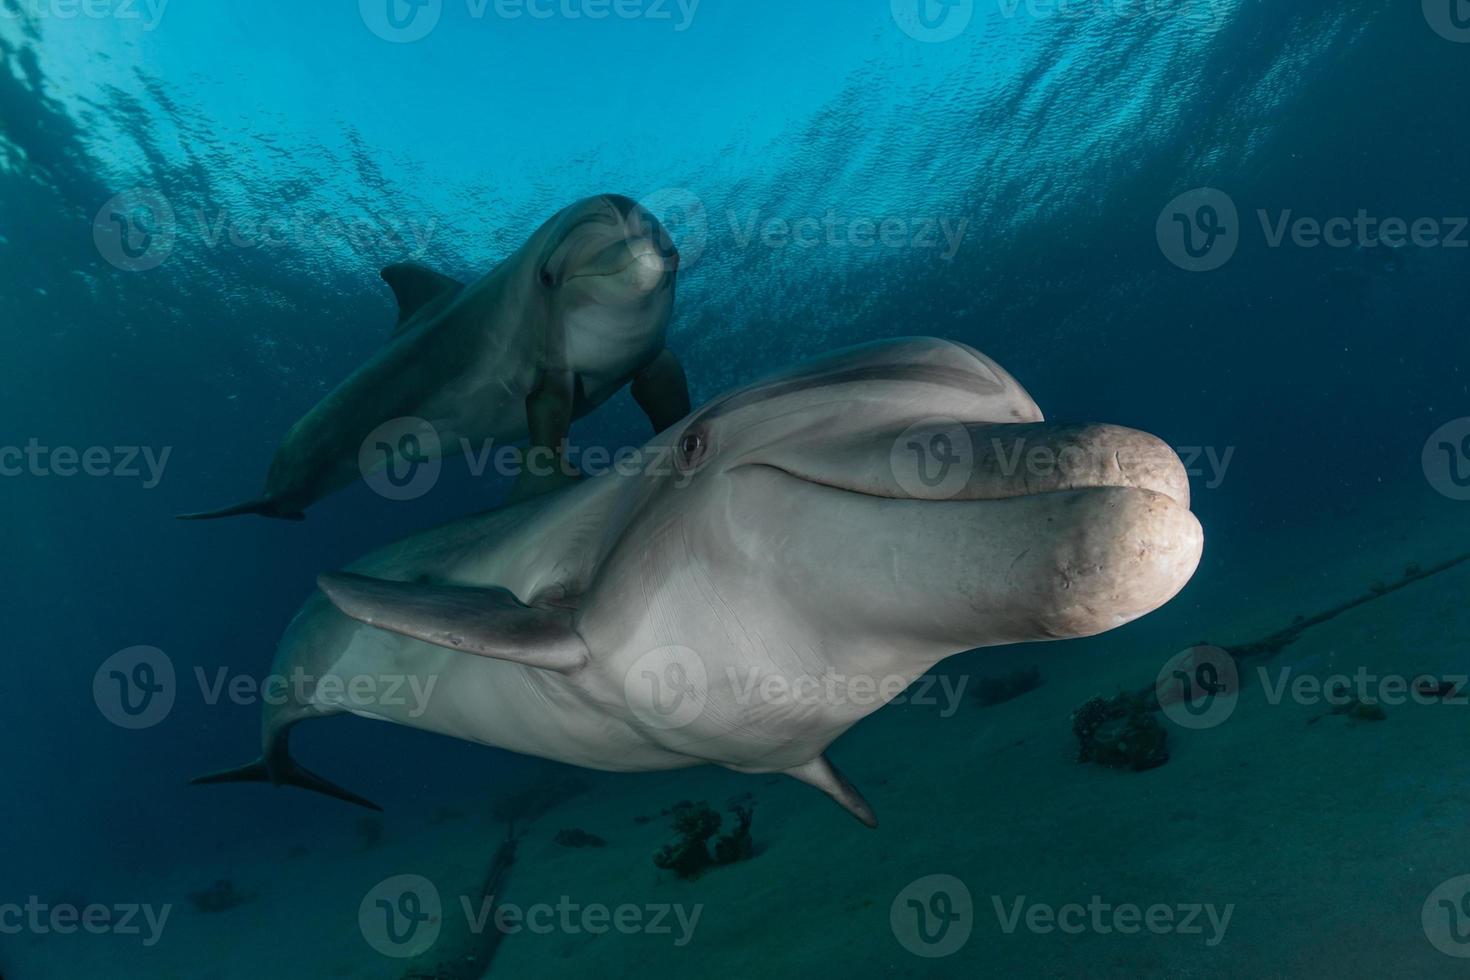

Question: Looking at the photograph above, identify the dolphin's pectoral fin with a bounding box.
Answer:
[526,368,576,455]
[631,349,692,434]
[380,262,464,333]
[785,755,879,828]
[508,369,580,504]
[190,731,382,811]
[505,466,582,506]
[317,571,590,673]
[176,497,307,522]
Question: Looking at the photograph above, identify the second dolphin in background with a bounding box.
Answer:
[179,194,687,521]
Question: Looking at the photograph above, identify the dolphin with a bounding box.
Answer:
[192,338,1204,825]
[178,194,688,520]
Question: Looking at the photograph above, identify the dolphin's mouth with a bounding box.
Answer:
[565,237,679,286]
[746,422,1192,510]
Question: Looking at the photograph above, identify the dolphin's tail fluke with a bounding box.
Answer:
[190,749,382,811]
[175,497,306,522]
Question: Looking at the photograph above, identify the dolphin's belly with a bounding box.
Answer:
[424,370,531,446]
[562,307,665,408]
[316,624,690,772]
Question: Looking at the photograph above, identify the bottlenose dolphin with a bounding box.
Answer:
[193,338,1204,825]
[179,194,687,520]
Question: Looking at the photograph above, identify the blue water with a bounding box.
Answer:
[2,0,1468,975]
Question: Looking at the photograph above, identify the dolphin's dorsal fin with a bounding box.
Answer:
[786,755,878,828]
[316,571,589,673]
[380,262,464,333]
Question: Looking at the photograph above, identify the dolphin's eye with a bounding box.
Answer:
[539,269,554,288]
[677,430,707,468]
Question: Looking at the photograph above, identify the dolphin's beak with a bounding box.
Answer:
[569,238,679,292]
[736,421,1204,645]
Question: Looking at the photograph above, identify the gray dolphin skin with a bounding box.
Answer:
[178,194,688,520]
[192,338,1204,825]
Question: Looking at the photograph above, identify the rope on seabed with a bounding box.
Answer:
[1129,548,1470,706]
[1223,548,1470,663]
